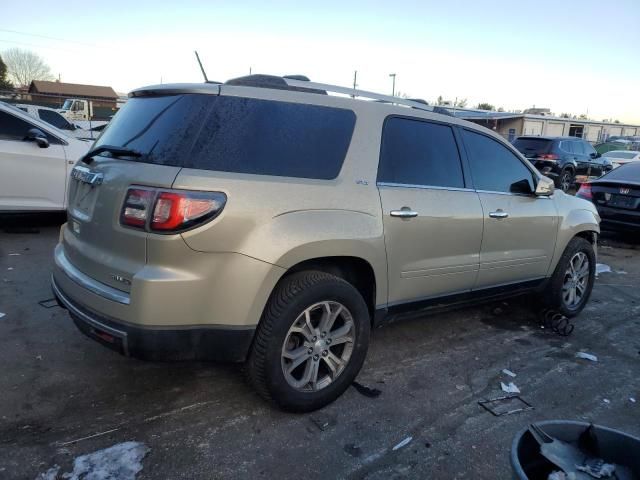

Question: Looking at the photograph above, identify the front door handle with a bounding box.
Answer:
[489,210,509,219]
[390,207,419,219]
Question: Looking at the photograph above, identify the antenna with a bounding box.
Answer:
[194,50,209,82]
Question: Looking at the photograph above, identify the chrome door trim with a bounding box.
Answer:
[377,182,474,193]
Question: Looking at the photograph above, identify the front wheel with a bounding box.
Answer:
[246,271,371,412]
[540,237,596,317]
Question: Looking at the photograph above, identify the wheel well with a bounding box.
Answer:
[575,230,597,245]
[285,257,376,319]
[562,165,575,173]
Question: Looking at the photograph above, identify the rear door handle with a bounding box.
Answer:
[489,210,509,219]
[390,208,419,219]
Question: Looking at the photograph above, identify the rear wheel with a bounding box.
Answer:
[540,237,595,317]
[557,169,574,192]
[246,271,370,412]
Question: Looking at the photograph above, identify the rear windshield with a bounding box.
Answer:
[601,162,640,181]
[512,137,553,155]
[93,94,356,180]
[603,151,637,159]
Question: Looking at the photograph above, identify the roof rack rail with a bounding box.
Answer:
[282,77,434,112]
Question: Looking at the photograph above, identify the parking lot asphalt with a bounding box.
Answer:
[0,214,639,479]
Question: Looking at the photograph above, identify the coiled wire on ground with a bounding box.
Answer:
[538,309,574,336]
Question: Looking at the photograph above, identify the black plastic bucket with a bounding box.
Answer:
[511,420,640,479]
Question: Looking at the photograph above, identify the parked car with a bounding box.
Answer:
[576,162,640,232]
[601,150,640,169]
[14,104,102,140]
[51,75,600,412]
[0,101,91,212]
[512,136,612,191]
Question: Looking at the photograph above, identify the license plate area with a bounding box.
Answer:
[70,180,100,221]
[607,194,637,210]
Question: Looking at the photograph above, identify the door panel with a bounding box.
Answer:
[379,186,484,304]
[0,138,67,211]
[475,193,558,288]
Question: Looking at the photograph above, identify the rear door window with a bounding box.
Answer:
[94,95,356,180]
[377,117,464,188]
[462,129,535,194]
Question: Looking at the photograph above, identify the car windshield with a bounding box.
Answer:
[603,151,637,159]
[512,137,553,155]
[61,100,73,110]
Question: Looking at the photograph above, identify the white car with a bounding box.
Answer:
[0,101,91,212]
[14,104,105,140]
[602,150,640,169]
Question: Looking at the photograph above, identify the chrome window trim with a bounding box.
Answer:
[475,189,552,198]
[54,246,131,305]
[377,182,474,192]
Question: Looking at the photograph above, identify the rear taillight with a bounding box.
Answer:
[576,183,593,201]
[538,154,559,161]
[121,187,226,233]
[121,188,154,227]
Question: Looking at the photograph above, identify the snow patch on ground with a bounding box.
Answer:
[596,263,612,275]
[35,442,149,480]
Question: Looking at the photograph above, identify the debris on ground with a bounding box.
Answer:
[502,369,517,377]
[539,310,574,336]
[603,399,610,404]
[36,442,149,480]
[8,253,21,256]
[34,465,60,480]
[501,382,521,394]
[343,443,362,457]
[630,398,636,404]
[596,264,612,275]
[392,436,413,451]
[38,298,59,309]
[352,381,382,398]
[310,414,335,432]
[478,395,533,416]
[575,352,598,362]
[0,313,5,319]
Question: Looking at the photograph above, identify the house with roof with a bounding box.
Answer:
[28,80,118,109]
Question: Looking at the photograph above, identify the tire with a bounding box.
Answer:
[540,237,596,317]
[246,271,371,412]
[557,168,574,192]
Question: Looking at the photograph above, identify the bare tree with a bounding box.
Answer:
[3,48,53,87]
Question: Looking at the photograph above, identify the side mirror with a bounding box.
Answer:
[25,128,49,148]
[590,152,601,159]
[535,176,555,196]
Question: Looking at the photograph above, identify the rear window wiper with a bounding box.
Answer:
[81,145,142,164]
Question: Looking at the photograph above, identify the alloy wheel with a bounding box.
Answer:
[562,252,590,309]
[281,301,355,392]
[560,172,572,192]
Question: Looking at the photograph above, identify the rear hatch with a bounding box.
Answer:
[63,91,216,292]
[512,138,555,168]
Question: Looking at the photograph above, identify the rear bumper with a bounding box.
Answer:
[596,206,640,232]
[52,275,255,362]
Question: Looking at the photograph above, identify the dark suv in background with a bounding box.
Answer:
[512,136,613,192]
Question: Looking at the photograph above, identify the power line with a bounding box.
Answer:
[0,28,103,49]
[0,38,85,54]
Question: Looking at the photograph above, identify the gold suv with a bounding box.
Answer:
[52,75,600,411]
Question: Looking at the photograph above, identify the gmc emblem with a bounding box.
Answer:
[619,187,631,195]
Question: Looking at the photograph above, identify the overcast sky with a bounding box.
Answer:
[2,0,639,123]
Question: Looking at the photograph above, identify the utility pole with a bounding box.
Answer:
[250,67,252,75]
[389,73,396,96]
[352,70,358,98]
